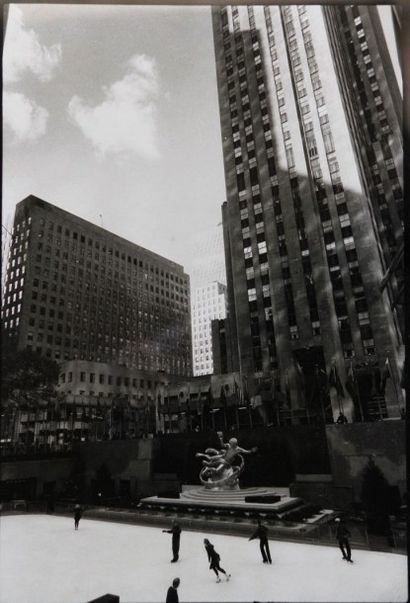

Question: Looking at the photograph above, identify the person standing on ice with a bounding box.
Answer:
[74,504,82,530]
[166,577,180,603]
[203,538,231,582]
[163,520,181,562]
[249,518,272,564]
[335,517,353,562]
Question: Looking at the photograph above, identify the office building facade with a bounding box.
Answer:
[2,195,192,376]
[191,281,228,375]
[212,5,404,420]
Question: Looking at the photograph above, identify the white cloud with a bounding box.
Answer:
[3,5,62,83]
[3,91,49,142]
[68,53,161,160]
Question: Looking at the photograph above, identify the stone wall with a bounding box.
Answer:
[325,421,406,500]
[73,439,154,498]
[1,421,404,505]
[1,456,74,498]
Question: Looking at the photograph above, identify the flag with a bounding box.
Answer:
[243,376,251,408]
[329,364,345,397]
[295,360,305,394]
[400,354,407,390]
[380,358,391,394]
[220,386,227,409]
[234,380,240,403]
[370,371,379,398]
[203,386,212,422]
[315,365,328,392]
[154,389,161,433]
[284,370,291,407]
[252,393,268,424]
[345,360,358,401]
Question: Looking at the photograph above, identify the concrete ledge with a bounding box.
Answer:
[295,474,333,482]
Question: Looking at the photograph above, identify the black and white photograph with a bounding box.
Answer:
[1,2,407,603]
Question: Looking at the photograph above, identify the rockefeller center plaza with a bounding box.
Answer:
[1,5,407,603]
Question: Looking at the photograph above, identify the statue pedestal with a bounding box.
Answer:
[140,486,300,515]
[203,480,240,492]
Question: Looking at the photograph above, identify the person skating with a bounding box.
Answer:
[162,520,181,562]
[203,538,231,582]
[74,504,82,530]
[249,518,272,564]
[335,517,353,562]
[166,577,180,603]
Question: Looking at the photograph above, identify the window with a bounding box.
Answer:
[237,172,245,191]
[258,241,267,254]
[323,129,334,154]
[250,166,258,187]
[306,132,317,158]
[285,146,295,168]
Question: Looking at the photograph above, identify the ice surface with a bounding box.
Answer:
[0,515,407,603]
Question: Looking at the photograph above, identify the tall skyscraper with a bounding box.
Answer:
[186,223,227,289]
[191,281,227,375]
[1,216,13,302]
[2,195,192,376]
[212,5,404,420]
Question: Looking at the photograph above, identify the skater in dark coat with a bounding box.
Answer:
[163,521,181,562]
[74,504,82,530]
[203,538,231,583]
[249,519,272,564]
[166,577,180,603]
[335,517,353,562]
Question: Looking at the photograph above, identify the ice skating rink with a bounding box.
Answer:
[0,515,407,603]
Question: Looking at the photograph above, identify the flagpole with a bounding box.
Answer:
[338,390,343,415]
[316,367,327,425]
[320,388,326,424]
[166,382,170,433]
[244,376,253,429]
[388,357,402,417]
[356,385,364,422]
[354,365,364,422]
[234,380,240,430]
[309,370,317,423]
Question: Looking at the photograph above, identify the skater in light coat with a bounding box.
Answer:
[203,539,231,583]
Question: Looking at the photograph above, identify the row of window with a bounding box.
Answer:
[60,371,159,389]
[34,215,186,283]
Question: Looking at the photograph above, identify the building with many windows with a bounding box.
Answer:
[212,5,404,421]
[191,281,227,375]
[2,195,192,376]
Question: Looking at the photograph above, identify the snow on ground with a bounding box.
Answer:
[0,515,407,603]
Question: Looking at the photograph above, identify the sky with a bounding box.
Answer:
[2,4,401,291]
[2,4,227,288]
